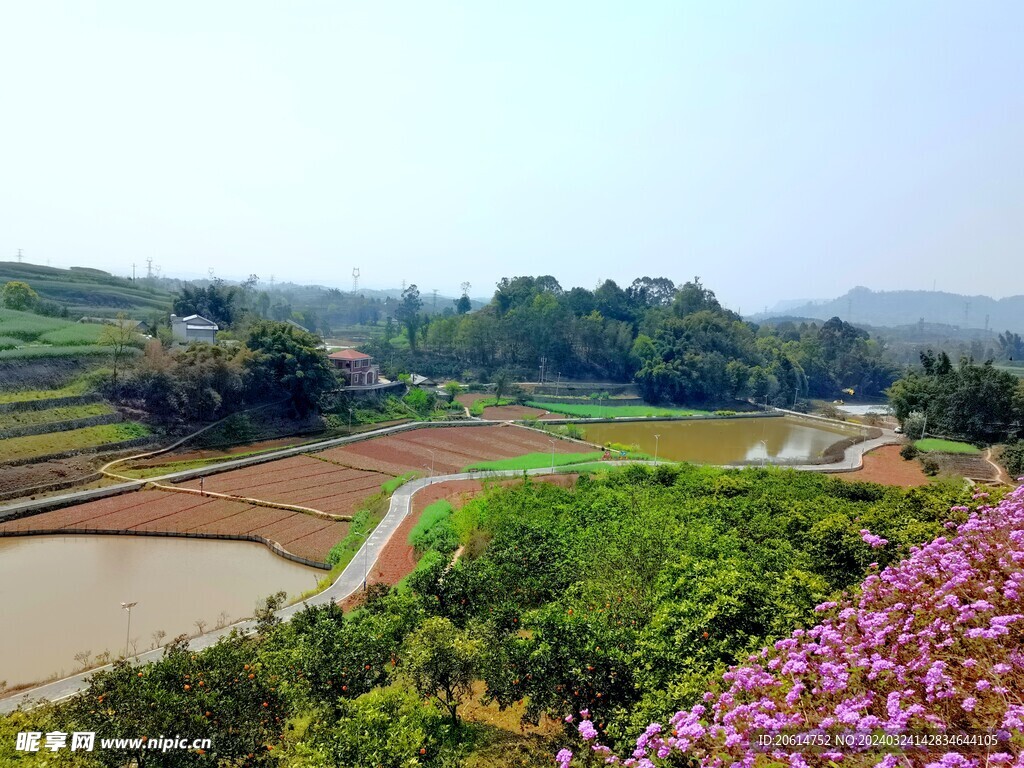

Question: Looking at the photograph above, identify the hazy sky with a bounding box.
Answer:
[2,2,1021,311]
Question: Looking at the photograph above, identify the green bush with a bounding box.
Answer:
[922,457,940,476]
[409,501,458,555]
[899,443,919,460]
[1000,441,1024,478]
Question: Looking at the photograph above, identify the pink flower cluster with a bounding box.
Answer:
[562,484,1024,767]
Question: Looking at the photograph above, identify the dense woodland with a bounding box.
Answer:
[366,276,900,404]
[0,465,983,767]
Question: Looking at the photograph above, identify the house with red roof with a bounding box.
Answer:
[328,349,380,387]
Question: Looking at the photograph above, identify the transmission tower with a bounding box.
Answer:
[352,267,360,294]
[401,279,407,292]
[16,249,23,263]
[432,289,438,310]
[146,257,153,279]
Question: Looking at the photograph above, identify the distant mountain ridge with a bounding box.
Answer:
[755,287,1024,334]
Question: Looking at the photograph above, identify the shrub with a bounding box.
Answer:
[900,442,920,460]
[922,456,940,475]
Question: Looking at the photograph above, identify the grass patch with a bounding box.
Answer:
[915,438,982,454]
[0,422,152,463]
[0,372,105,404]
[469,397,516,416]
[463,451,603,472]
[525,401,710,418]
[0,403,114,431]
[381,472,417,494]
[409,500,457,555]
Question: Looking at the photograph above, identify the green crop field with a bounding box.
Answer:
[0,422,153,463]
[463,451,603,471]
[0,403,115,432]
[0,307,143,361]
[0,376,99,404]
[525,400,709,418]
[915,438,981,454]
[0,261,173,317]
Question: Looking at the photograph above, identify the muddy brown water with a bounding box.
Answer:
[580,415,858,464]
[0,535,321,689]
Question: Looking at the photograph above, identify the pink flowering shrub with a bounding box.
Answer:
[561,484,1024,767]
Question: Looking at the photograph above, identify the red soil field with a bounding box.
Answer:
[320,425,586,476]
[837,445,929,487]
[482,404,566,420]
[176,455,390,516]
[0,489,348,564]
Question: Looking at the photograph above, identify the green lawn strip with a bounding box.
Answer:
[0,344,122,360]
[0,422,152,463]
[463,451,603,472]
[381,472,417,494]
[0,403,114,431]
[914,438,982,454]
[524,400,710,418]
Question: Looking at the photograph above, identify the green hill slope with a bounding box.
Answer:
[0,262,172,317]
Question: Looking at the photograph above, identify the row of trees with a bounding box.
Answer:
[887,350,1024,443]
[368,276,899,404]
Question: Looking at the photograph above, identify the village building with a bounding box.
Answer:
[170,313,219,344]
[329,349,380,387]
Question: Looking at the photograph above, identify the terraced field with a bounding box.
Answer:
[0,490,348,563]
[176,455,392,516]
[317,424,584,475]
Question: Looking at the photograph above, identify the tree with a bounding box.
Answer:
[402,617,481,726]
[396,285,423,351]
[444,380,462,404]
[173,279,239,327]
[245,321,336,416]
[99,313,138,391]
[1,281,38,311]
[454,294,472,315]
[493,369,510,402]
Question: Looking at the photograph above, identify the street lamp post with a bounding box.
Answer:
[349,407,354,432]
[758,440,768,468]
[654,434,660,464]
[121,601,138,658]
[549,439,556,474]
[428,450,436,479]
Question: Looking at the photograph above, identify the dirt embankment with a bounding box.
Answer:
[837,444,929,487]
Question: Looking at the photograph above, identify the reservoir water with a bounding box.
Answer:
[580,415,857,465]
[0,535,321,689]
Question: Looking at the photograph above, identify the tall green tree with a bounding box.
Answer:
[245,321,335,416]
[396,285,423,351]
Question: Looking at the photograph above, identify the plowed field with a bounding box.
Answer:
[0,489,348,564]
[176,455,391,516]
[318,425,586,475]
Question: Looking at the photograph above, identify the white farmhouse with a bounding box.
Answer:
[170,314,219,344]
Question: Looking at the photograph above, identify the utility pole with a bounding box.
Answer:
[131,263,136,281]
[432,288,438,310]
[16,249,23,263]
[539,356,546,385]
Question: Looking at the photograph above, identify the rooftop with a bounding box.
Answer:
[328,349,372,361]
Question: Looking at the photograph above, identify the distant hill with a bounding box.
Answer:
[754,287,1024,335]
[0,262,173,319]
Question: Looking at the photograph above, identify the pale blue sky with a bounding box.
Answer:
[1,2,1021,310]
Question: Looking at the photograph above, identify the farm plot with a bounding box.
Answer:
[317,425,588,475]
[0,489,348,563]
[174,455,390,516]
